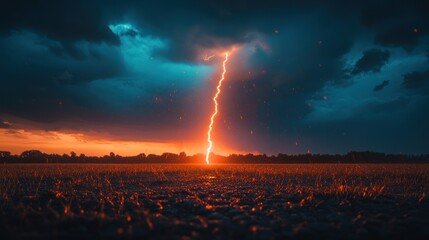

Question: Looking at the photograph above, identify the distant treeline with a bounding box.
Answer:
[0,150,428,164]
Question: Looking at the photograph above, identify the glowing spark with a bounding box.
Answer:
[203,54,215,61]
[205,52,229,165]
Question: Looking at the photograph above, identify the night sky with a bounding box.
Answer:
[1,0,429,156]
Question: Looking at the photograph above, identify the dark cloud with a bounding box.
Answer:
[0,0,119,45]
[106,0,364,63]
[0,31,124,86]
[363,97,410,114]
[303,94,429,154]
[403,70,429,90]
[213,13,357,150]
[374,24,427,51]
[303,110,429,154]
[360,1,429,50]
[352,49,390,75]
[373,80,390,92]
[427,49,429,62]
[0,29,125,124]
[0,121,12,129]
[0,0,357,126]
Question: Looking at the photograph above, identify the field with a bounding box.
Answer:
[0,164,428,239]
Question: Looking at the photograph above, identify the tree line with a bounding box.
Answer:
[0,150,428,164]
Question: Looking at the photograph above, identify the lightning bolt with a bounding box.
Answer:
[205,52,229,165]
[203,54,215,61]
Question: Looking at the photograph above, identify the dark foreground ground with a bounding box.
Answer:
[0,164,428,239]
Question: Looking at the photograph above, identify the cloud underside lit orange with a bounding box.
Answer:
[0,129,236,157]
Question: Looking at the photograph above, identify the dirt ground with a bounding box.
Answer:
[0,164,428,239]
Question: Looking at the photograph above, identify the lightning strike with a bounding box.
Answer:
[205,52,230,165]
[203,54,215,61]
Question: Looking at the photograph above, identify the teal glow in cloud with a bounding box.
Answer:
[109,23,212,87]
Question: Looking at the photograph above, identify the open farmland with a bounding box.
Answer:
[0,164,428,239]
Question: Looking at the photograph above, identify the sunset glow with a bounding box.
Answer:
[0,129,237,157]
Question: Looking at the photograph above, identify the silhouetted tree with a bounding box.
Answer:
[20,150,44,158]
[0,149,428,164]
[0,151,11,158]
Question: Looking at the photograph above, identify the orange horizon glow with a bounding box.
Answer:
[205,52,230,165]
[0,129,243,157]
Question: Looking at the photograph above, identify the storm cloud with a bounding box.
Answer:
[403,70,429,90]
[373,80,390,92]
[351,49,390,75]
